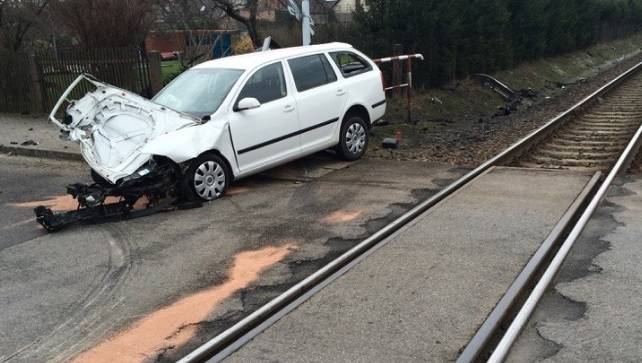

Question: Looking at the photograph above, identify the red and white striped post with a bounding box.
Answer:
[373,53,424,123]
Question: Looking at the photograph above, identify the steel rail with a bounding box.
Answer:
[456,171,602,363]
[180,59,642,363]
[487,121,642,363]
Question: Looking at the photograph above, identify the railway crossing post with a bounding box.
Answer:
[374,53,424,123]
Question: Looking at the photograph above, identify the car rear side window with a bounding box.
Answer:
[288,54,337,92]
[330,51,373,77]
[238,62,287,104]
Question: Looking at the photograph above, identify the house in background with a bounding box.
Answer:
[266,0,361,25]
[326,0,360,14]
[147,0,363,56]
[145,30,236,60]
[325,0,360,24]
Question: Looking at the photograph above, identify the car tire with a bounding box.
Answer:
[336,114,369,161]
[183,153,230,202]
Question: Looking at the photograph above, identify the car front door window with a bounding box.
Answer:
[237,62,287,105]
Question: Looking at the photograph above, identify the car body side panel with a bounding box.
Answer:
[287,54,346,153]
[140,121,240,176]
[337,49,387,125]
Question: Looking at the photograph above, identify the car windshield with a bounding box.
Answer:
[153,68,244,117]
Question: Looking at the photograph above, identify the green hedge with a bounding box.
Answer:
[350,0,642,86]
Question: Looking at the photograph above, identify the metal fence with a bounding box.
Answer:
[0,46,156,114]
[36,47,153,110]
[0,52,34,113]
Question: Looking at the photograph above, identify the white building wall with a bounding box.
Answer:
[333,0,359,14]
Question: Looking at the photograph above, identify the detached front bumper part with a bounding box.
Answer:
[34,182,178,232]
[33,160,197,232]
[35,202,137,232]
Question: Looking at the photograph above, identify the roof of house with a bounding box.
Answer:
[194,42,353,70]
[325,0,340,8]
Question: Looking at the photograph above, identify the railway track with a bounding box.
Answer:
[518,72,642,171]
[180,61,642,363]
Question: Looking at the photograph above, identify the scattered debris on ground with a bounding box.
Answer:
[369,48,642,166]
[21,139,38,146]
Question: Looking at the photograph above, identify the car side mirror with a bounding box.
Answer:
[236,97,261,111]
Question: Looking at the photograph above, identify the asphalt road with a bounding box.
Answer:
[0,153,468,362]
[226,167,594,362]
[507,174,642,362]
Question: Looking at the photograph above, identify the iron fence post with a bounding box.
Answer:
[406,57,413,123]
[28,54,45,114]
[147,51,162,97]
[392,44,403,96]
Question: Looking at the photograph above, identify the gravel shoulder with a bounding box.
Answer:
[369,46,642,166]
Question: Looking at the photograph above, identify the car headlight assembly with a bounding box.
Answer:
[122,162,155,183]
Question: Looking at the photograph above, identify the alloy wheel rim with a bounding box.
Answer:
[194,161,226,200]
[346,122,366,154]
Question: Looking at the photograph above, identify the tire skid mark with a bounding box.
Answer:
[49,225,143,362]
[71,243,296,363]
[2,231,118,362]
[0,218,34,231]
[4,226,135,363]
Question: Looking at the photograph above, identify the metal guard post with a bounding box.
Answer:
[373,54,424,123]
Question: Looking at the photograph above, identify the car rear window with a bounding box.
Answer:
[288,54,337,92]
[330,51,373,77]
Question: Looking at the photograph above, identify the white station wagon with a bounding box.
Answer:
[50,43,386,203]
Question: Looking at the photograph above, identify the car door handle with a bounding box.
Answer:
[284,105,295,113]
[337,89,346,96]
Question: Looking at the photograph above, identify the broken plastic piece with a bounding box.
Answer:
[382,137,399,149]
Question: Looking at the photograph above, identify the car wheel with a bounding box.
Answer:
[336,114,369,161]
[184,153,230,202]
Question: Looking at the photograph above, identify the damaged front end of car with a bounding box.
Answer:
[34,157,197,232]
[36,74,204,231]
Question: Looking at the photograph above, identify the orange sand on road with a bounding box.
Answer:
[227,186,251,195]
[8,195,81,211]
[320,210,363,224]
[73,243,296,363]
[8,195,147,212]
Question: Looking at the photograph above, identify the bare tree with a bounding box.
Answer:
[207,0,339,46]
[205,0,260,45]
[156,0,274,51]
[155,0,214,31]
[0,0,50,52]
[51,0,153,47]
[154,0,222,67]
[157,0,340,50]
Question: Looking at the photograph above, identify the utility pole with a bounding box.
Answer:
[287,0,314,46]
[302,0,312,46]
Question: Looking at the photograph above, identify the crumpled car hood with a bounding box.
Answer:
[50,75,200,183]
